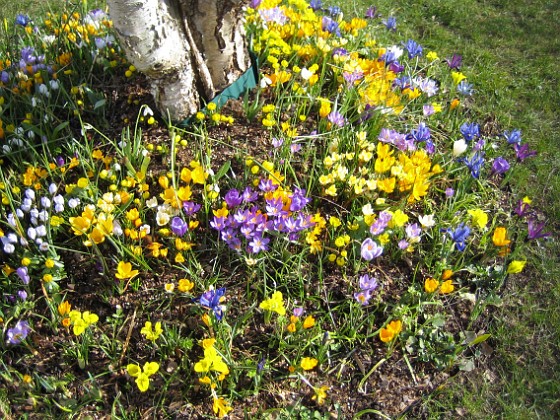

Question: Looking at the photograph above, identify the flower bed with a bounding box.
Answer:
[0,1,550,417]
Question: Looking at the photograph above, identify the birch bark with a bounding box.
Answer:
[107,0,249,120]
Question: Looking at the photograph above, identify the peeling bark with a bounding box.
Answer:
[107,0,249,121]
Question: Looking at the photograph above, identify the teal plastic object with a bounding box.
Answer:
[176,51,259,127]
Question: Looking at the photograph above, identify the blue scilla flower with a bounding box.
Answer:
[457,80,474,96]
[409,122,431,142]
[503,129,522,144]
[327,6,341,16]
[442,223,471,252]
[460,122,480,142]
[309,0,322,11]
[15,14,31,26]
[383,16,397,31]
[322,16,340,36]
[459,152,485,178]
[405,39,423,59]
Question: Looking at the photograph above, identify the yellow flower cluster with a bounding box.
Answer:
[259,291,286,316]
[320,132,442,203]
[423,269,455,294]
[140,321,163,343]
[46,10,112,47]
[379,319,403,343]
[286,314,315,333]
[69,189,131,247]
[127,361,159,392]
[250,1,405,113]
[68,309,99,336]
[194,338,230,384]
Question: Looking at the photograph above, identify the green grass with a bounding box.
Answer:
[327,0,560,417]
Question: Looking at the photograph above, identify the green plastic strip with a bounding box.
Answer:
[176,51,259,127]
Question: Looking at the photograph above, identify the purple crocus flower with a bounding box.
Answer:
[445,188,455,198]
[248,235,270,254]
[328,110,345,127]
[332,47,349,57]
[425,140,435,154]
[354,288,373,306]
[359,274,378,291]
[198,287,226,320]
[527,219,551,240]
[361,238,383,260]
[293,307,304,317]
[16,267,30,285]
[405,223,422,240]
[272,137,283,148]
[343,70,364,85]
[210,216,227,231]
[224,189,243,208]
[446,54,462,69]
[473,138,486,152]
[170,216,188,236]
[418,78,439,97]
[259,7,288,25]
[365,6,378,19]
[514,143,537,162]
[265,197,287,218]
[6,320,30,344]
[388,61,405,73]
[290,188,311,211]
[258,179,277,192]
[257,356,267,373]
[183,201,201,216]
[398,240,410,250]
[491,157,510,175]
[354,274,379,305]
[290,142,302,153]
[242,187,259,203]
[370,211,393,235]
[17,290,28,301]
[514,200,532,218]
[249,0,262,8]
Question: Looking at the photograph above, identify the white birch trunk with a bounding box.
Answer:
[107,0,249,121]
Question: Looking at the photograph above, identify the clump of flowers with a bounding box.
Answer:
[68,310,99,336]
[127,361,160,392]
[210,177,315,255]
[259,291,287,316]
[379,319,403,343]
[354,274,379,305]
[140,321,163,343]
[194,338,230,383]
